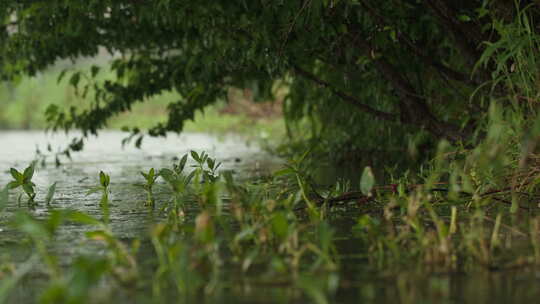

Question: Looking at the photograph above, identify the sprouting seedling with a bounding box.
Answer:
[160,154,192,192]
[137,168,158,207]
[159,154,194,217]
[190,151,221,183]
[8,163,37,206]
[87,171,111,225]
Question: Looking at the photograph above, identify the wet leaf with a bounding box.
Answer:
[207,157,215,170]
[10,168,22,182]
[68,212,102,226]
[45,182,57,205]
[185,170,197,186]
[7,181,20,189]
[190,150,200,162]
[135,135,143,149]
[22,183,35,196]
[159,169,175,183]
[360,166,375,196]
[99,171,110,187]
[178,154,188,172]
[273,168,294,177]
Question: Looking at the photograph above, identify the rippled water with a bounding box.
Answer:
[0,131,280,257]
[2,131,540,304]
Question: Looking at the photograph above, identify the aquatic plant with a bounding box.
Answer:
[135,168,158,207]
[86,171,112,225]
[7,164,37,206]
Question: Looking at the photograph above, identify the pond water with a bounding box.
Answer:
[1,131,540,303]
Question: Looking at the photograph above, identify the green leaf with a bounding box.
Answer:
[99,171,109,187]
[159,169,175,183]
[207,157,215,170]
[135,135,143,149]
[271,212,289,239]
[57,68,69,83]
[273,168,294,177]
[45,182,57,205]
[185,170,197,186]
[22,183,35,196]
[99,193,109,207]
[360,166,375,196]
[179,154,188,172]
[200,152,208,164]
[10,168,22,182]
[190,150,201,162]
[23,165,35,181]
[68,212,102,226]
[458,15,471,22]
[7,181,20,189]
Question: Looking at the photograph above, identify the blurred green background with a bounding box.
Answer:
[0,59,285,140]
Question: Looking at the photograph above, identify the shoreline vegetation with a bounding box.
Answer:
[2,1,540,303]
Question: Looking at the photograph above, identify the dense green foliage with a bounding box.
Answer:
[6,2,540,303]
[2,0,538,152]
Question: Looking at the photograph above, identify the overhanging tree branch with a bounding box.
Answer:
[358,1,478,87]
[291,63,398,122]
[425,0,483,68]
[346,29,466,141]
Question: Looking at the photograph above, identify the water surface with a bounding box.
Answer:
[1,131,540,304]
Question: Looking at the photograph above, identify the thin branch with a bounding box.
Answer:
[358,1,478,87]
[291,63,398,122]
[302,181,533,211]
[424,0,483,68]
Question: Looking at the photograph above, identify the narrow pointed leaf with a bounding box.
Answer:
[360,167,375,196]
[10,168,22,181]
[190,150,200,162]
[45,182,57,205]
[23,165,35,180]
[179,154,188,172]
